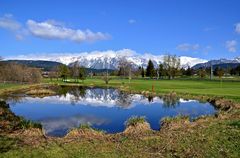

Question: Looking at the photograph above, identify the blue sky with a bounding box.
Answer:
[0,0,240,60]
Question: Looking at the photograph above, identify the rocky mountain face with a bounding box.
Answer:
[192,57,240,69]
[66,51,207,69]
[7,49,239,70]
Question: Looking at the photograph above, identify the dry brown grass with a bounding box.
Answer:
[123,122,152,135]
[26,89,55,96]
[65,128,105,139]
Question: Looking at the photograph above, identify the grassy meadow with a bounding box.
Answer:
[0,77,240,157]
[43,77,240,102]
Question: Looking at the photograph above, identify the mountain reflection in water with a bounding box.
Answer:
[7,86,216,137]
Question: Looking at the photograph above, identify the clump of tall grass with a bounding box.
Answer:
[124,116,146,127]
[78,124,92,130]
[18,117,42,129]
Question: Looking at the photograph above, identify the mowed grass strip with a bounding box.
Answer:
[45,78,240,101]
[1,78,240,102]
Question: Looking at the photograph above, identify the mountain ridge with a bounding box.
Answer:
[192,57,240,69]
[5,49,240,70]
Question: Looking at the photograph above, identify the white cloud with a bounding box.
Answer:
[128,19,136,24]
[225,40,237,52]
[236,23,240,34]
[26,19,110,42]
[0,13,110,43]
[0,14,21,31]
[176,43,200,52]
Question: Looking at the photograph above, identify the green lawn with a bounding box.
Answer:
[1,78,240,102]
[1,114,240,157]
[44,78,240,102]
[1,78,240,157]
[0,83,20,90]
[0,83,40,96]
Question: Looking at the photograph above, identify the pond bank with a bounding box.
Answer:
[1,92,240,157]
[1,78,240,103]
[0,82,240,157]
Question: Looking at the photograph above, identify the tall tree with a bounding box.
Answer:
[158,64,165,79]
[141,66,145,78]
[217,68,224,79]
[79,66,86,83]
[118,58,133,82]
[185,66,193,76]
[163,55,180,79]
[213,67,219,76]
[59,65,69,82]
[198,68,206,79]
[0,62,42,83]
[146,60,155,78]
[71,62,80,82]
[236,65,240,76]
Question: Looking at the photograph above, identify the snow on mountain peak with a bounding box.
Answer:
[6,49,208,69]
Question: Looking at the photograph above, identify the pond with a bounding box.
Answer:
[5,86,216,137]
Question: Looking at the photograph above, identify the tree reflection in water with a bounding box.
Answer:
[160,95,180,108]
[147,96,154,103]
[56,86,87,105]
[2,86,181,109]
[116,91,133,108]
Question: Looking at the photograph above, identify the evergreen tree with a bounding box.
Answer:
[118,67,124,76]
[141,66,145,78]
[158,64,164,78]
[185,66,192,76]
[146,60,155,78]
[236,65,240,76]
[213,67,219,76]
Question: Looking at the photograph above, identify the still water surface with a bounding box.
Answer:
[6,86,216,137]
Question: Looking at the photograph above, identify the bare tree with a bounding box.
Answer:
[163,55,181,79]
[118,57,134,82]
[0,62,42,83]
[70,62,80,82]
[102,72,112,84]
[198,68,206,79]
[79,66,86,83]
[217,68,224,79]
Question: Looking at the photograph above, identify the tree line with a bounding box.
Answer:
[116,55,182,79]
[116,55,240,80]
[0,57,42,83]
[48,62,87,82]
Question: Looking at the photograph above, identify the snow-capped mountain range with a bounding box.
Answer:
[7,49,208,69]
[192,57,240,69]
